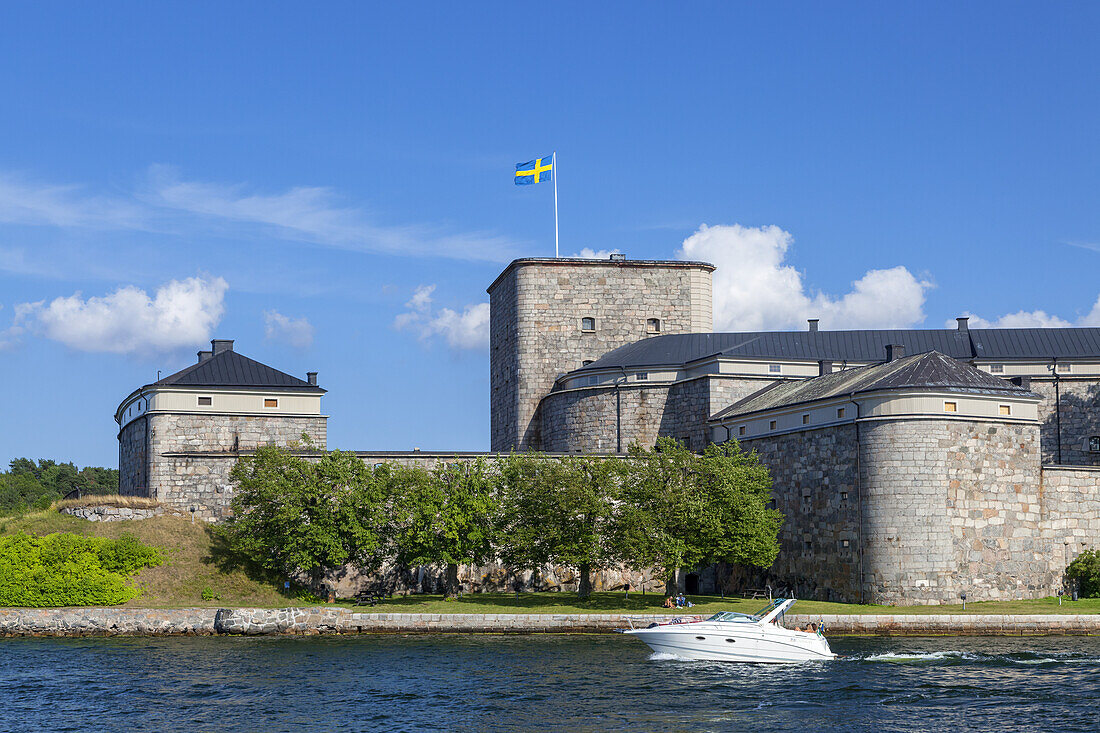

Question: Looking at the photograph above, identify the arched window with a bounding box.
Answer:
[580,317,596,332]
[646,318,661,333]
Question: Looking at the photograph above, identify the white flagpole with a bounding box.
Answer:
[553,151,559,258]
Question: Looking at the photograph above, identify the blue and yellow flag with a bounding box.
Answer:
[515,155,553,185]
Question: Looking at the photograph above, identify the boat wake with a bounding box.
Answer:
[859,650,1100,666]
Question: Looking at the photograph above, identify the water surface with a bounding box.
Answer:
[3,634,1099,732]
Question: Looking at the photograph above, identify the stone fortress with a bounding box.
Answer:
[119,256,1100,604]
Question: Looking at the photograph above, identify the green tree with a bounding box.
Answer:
[394,459,496,598]
[1066,549,1100,597]
[224,446,392,587]
[613,438,781,595]
[497,453,622,599]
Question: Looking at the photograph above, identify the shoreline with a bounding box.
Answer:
[2,607,1100,637]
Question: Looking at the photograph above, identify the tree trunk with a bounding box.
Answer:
[578,562,592,600]
[665,568,679,598]
[444,563,460,598]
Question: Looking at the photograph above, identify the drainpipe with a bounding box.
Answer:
[1050,359,1062,464]
[849,392,865,605]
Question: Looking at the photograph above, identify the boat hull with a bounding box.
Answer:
[624,623,836,663]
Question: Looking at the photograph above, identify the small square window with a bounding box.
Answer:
[944,401,958,413]
[768,364,781,374]
[636,372,648,381]
[999,404,1011,416]
[738,426,746,436]
[990,364,1004,373]
[840,491,849,500]
[836,407,846,419]
[841,539,850,548]
[586,376,600,387]
[198,396,212,406]
[580,317,596,332]
[264,398,279,408]
[1056,363,1071,373]
[769,420,777,431]
[802,414,810,425]
[646,318,661,334]
[1089,436,1100,453]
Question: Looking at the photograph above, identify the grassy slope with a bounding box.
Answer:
[0,509,293,608]
[2,510,1098,614]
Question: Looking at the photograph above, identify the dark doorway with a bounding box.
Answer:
[685,573,700,595]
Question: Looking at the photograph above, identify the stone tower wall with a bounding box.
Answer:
[1031,377,1100,466]
[118,417,149,496]
[487,258,714,451]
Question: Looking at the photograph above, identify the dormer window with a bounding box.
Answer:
[636,372,648,381]
[582,360,593,366]
[646,318,661,334]
[580,317,596,332]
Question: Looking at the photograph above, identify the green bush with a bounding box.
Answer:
[1067,549,1100,598]
[0,532,162,607]
[200,586,219,601]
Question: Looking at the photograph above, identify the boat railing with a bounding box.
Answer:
[623,615,702,630]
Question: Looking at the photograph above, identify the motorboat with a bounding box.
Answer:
[619,598,836,663]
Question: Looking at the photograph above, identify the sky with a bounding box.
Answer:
[1,2,1099,468]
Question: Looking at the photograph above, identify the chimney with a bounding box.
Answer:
[211,339,234,355]
[307,372,318,386]
[808,319,819,332]
[885,344,905,362]
[956,317,969,333]
[818,360,833,376]
[196,350,213,363]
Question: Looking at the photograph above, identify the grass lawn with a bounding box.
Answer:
[339,592,1100,616]
[2,509,1098,615]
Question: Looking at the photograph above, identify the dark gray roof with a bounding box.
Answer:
[151,350,323,392]
[578,327,1100,372]
[710,351,1036,422]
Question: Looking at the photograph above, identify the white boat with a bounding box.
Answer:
[620,598,836,663]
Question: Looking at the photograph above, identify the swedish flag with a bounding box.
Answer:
[515,155,553,185]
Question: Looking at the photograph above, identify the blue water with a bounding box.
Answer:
[3,634,1100,732]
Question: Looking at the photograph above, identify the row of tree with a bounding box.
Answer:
[223,438,783,598]
[0,458,119,515]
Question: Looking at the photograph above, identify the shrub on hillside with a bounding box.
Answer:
[1066,549,1100,598]
[0,532,162,607]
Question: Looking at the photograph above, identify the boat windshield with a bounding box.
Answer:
[705,611,756,623]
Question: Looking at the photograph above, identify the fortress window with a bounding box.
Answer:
[582,360,593,366]
[802,414,810,425]
[990,364,1004,373]
[646,318,661,334]
[636,372,648,381]
[804,541,812,551]
[768,364,781,374]
[1056,363,1071,373]
[769,420,777,431]
[841,539,850,548]
[738,426,746,436]
[197,396,212,406]
[943,401,957,413]
[1089,436,1099,453]
[840,491,848,501]
[264,398,279,408]
[999,404,1011,416]
[836,407,846,419]
[580,317,596,332]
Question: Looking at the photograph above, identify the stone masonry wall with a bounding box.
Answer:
[1041,466,1100,570]
[488,259,713,451]
[539,375,771,453]
[859,418,1055,605]
[1031,378,1100,466]
[488,265,520,453]
[740,425,861,602]
[118,417,148,496]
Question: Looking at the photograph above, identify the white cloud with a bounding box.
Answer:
[393,284,489,350]
[0,174,146,229]
[15,276,228,354]
[145,166,518,262]
[263,310,315,349]
[570,248,621,259]
[952,294,1100,329]
[677,224,931,331]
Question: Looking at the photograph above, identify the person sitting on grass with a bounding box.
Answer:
[663,596,675,609]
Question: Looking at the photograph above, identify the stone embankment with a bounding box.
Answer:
[3,608,1100,636]
[59,505,179,522]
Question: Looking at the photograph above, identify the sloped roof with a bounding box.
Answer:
[710,351,1036,422]
[152,350,323,392]
[577,327,1100,372]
